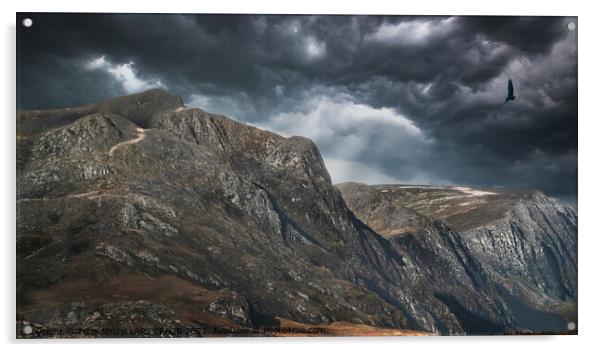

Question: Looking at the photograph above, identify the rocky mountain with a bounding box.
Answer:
[336,183,577,332]
[16,89,574,337]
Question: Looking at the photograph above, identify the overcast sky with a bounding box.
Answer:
[17,14,578,201]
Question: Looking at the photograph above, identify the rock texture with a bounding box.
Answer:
[337,183,577,332]
[462,192,577,311]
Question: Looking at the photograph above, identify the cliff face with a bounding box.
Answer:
[17,90,522,336]
[462,192,577,308]
[337,183,577,331]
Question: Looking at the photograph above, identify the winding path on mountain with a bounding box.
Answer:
[108,127,146,156]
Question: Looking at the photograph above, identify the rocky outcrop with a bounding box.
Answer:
[462,192,577,309]
[337,183,577,332]
[17,90,525,337]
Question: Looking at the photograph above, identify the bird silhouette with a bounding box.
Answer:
[497,79,517,107]
[505,79,516,102]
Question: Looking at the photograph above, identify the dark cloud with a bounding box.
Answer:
[16,13,578,200]
[458,16,571,55]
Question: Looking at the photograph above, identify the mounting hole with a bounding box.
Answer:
[567,321,576,331]
[567,22,575,30]
[22,324,32,335]
[22,18,33,28]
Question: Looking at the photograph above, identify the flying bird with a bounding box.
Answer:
[504,79,516,103]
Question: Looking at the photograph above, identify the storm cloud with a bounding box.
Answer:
[16,13,578,200]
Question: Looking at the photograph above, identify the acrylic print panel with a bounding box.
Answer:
[16,13,578,338]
